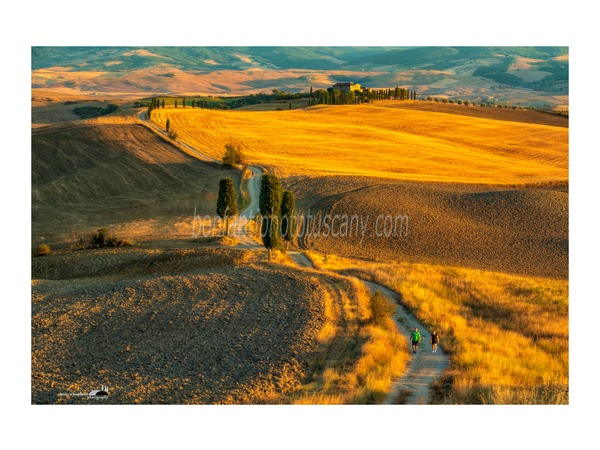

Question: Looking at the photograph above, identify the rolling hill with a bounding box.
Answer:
[31,46,568,107]
[32,123,240,247]
[151,103,568,184]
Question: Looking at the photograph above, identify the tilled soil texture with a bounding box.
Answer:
[287,176,567,279]
[32,248,326,404]
[32,123,239,247]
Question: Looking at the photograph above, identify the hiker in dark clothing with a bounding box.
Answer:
[411,328,421,353]
[431,330,439,353]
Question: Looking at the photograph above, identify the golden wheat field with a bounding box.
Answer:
[151,104,567,184]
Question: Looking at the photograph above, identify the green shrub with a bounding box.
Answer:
[370,291,396,328]
[222,143,244,168]
[75,228,121,249]
[92,227,109,247]
[34,244,51,257]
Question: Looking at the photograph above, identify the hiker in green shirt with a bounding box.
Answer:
[411,328,421,354]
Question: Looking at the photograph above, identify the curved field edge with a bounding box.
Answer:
[32,247,410,404]
[303,250,568,405]
[150,105,567,185]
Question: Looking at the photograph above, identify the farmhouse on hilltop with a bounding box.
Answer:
[332,82,361,92]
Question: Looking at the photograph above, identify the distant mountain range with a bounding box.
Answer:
[31,46,568,106]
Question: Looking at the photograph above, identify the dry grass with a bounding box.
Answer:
[303,251,568,404]
[271,267,410,405]
[152,105,567,184]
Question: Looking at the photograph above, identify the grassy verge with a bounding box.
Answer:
[265,259,410,404]
[303,251,568,404]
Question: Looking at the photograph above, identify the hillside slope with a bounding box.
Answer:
[288,176,568,278]
[32,123,240,247]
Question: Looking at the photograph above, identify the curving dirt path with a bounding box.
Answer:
[288,251,449,404]
[139,109,449,404]
[233,166,263,248]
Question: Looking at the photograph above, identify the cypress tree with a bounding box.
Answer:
[147,97,154,117]
[183,98,186,108]
[175,99,178,108]
[166,118,170,132]
[192,99,196,108]
[216,178,238,237]
[162,99,165,108]
[259,174,283,260]
[280,190,295,250]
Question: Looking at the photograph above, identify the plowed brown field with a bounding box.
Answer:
[32,248,326,404]
[287,176,567,279]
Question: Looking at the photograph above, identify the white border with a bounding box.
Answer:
[6,1,598,448]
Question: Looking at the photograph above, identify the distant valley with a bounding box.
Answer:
[31,46,568,108]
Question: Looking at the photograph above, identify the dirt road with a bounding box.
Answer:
[140,109,449,404]
[232,166,263,248]
[364,280,449,404]
[288,251,449,404]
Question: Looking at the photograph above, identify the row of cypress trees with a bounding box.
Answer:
[148,97,210,114]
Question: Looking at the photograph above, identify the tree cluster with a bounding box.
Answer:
[74,103,119,119]
[306,86,419,106]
